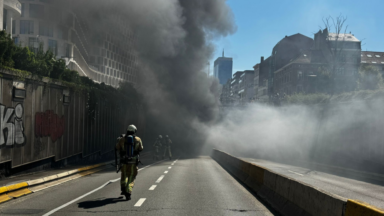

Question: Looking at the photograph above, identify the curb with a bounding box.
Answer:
[0,161,111,204]
[211,149,384,216]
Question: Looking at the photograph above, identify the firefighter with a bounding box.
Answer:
[153,135,163,160]
[116,125,143,200]
[163,135,173,160]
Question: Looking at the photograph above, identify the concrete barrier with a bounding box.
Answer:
[211,149,384,216]
[345,199,384,216]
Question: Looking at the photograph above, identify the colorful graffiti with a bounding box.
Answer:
[35,110,65,142]
[0,103,25,146]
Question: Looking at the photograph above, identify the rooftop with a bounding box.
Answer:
[361,51,384,64]
[327,33,360,42]
[274,52,311,74]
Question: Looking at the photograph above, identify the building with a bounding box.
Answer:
[1,0,22,34]
[268,33,314,94]
[259,56,271,98]
[253,63,268,102]
[312,29,361,92]
[214,51,233,85]
[5,0,137,87]
[220,79,231,106]
[237,70,254,104]
[361,51,384,75]
[273,51,318,95]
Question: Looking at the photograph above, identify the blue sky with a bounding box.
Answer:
[209,0,384,74]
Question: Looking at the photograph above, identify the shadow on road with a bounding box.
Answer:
[78,197,127,209]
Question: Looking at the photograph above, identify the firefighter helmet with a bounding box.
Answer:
[127,125,137,133]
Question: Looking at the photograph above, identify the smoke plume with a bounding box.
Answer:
[57,0,236,154]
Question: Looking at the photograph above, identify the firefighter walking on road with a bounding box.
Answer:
[162,135,173,160]
[153,135,163,160]
[116,125,143,200]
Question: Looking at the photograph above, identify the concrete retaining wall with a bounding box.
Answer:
[211,149,384,216]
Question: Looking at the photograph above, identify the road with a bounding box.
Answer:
[242,157,384,209]
[0,155,277,216]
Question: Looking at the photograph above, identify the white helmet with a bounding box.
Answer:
[127,125,137,133]
[159,135,162,138]
[166,135,168,138]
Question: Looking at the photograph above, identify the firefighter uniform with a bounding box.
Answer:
[116,131,143,198]
[153,135,163,160]
[163,135,172,160]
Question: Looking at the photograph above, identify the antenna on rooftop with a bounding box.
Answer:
[222,49,224,57]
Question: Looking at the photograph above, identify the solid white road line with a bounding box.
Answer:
[164,171,168,174]
[43,159,166,216]
[149,185,157,190]
[168,167,172,169]
[156,175,165,183]
[288,170,304,176]
[134,198,146,207]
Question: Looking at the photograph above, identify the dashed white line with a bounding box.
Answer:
[164,171,168,174]
[168,167,172,169]
[288,170,304,176]
[149,185,157,190]
[156,175,165,183]
[42,159,166,216]
[171,163,175,165]
[134,198,146,207]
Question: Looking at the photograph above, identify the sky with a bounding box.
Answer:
[209,0,384,75]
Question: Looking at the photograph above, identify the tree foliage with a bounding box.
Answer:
[358,64,383,90]
[0,30,142,122]
[0,30,80,82]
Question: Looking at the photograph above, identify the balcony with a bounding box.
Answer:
[4,0,21,16]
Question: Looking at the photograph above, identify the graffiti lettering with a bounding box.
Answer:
[35,110,65,142]
[0,104,25,146]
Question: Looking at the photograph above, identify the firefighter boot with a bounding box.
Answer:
[120,185,125,195]
[125,192,131,201]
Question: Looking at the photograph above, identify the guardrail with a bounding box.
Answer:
[211,149,384,216]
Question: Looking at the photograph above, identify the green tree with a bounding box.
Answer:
[358,64,383,90]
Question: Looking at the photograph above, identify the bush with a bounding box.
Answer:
[286,93,330,105]
[0,30,77,81]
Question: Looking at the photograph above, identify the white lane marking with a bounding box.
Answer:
[43,159,166,216]
[171,163,174,165]
[288,170,304,176]
[164,171,168,174]
[149,185,157,190]
[134,198,146,207]
[168,167,172,169]
[156,175,165,183]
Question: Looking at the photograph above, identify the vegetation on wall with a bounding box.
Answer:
[0,30,141,121]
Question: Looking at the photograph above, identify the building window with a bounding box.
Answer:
[297,71,303,80]
[57,26,67,40]
[48,39,58,56]
[29,4,45,19]
[39,22,53,37]
[12,20,16,34]
[13,37,19,45]
[29,37,41,53]
[21,3,25,17]
[20,20,34,34]
[3,9,7,30]
[65,43,70,57]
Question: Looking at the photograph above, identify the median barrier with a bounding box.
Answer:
[211,149,384,216]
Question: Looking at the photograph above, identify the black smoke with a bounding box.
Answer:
[56,0,236,155]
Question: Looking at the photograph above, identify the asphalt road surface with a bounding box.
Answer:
[242,157,384,209]
[0,156,276,216]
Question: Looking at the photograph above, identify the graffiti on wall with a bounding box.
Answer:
[35,110,65,142]
[0,103,25,146]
